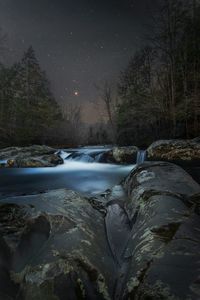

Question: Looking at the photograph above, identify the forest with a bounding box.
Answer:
[0,46,85,147]
[115,0,200,146]
[0,0,200,147]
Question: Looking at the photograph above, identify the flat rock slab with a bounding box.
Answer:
[0,189,116,300]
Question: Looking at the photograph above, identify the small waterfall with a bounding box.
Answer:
[56,150,71,160]
[64,149,109,163]
[94,152,107,162]
[66,153,94,162]
[136,150,146,165]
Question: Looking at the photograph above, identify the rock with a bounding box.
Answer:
[0,145,63,168]
[13,154,63,168]
[0,146,22,160]
[6,159,16,167]
[1,161,200,299]
[192,136,200,143]
[0,145,56,160]
[0,189,116,300]
[147,138,200,163]
[116,162,200,300]
[106,146,139,164]
[0,161,7,168]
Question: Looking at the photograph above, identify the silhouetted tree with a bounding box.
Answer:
[116,0,200,145]
[0,46,62,146]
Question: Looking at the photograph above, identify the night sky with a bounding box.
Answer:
[0,0,154,122]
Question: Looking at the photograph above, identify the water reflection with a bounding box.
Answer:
[0,160,134,198]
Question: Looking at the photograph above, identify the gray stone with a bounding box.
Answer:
[106,146,139,164]
[0,189,116,300]
[147,138,200,162]
[116,162,200,300]
[0,145,63,167]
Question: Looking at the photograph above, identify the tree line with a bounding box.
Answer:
[0,46,84,147]
[114,0,200,146]
[0,43,109,148]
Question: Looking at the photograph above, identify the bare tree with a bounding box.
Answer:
[95,80,117,142]
[148,0,191,136]
[0,28,7,143]
[62,102,82,145]
[0,28,7,63]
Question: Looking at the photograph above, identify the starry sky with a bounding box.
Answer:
[0,0,154,122]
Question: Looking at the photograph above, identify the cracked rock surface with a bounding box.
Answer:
[0,162,200,299]
[119,162,200,300]
[0,190,116,300]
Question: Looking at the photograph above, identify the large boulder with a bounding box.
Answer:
[0,162,200,299]
[147,138,200,163]
[0,145,63,168]
[0,189,116,300]
[0,145,56,159]
[106,146,139,164]
[116,162,200,299]
[8,154,63,168]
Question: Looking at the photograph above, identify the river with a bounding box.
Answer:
[0,147,134,198]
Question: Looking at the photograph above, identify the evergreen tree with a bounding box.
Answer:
[11,46,61,144]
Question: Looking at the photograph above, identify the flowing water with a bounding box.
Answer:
[0,147,135,198]
[136,150,146,164]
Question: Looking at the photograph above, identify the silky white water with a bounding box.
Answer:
[0,148,134,197]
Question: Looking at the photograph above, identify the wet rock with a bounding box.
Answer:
[0,189,116,300]
[106,146,138,164]
[0,145,56,159]
[1,161,200,299]
[105,203,131,265]
[0,162,7,168]
[0,145,63,167]
[117,162,200,300]
[147,138,200,163]
[13,154,63,167]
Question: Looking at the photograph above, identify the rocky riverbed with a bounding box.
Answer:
[1,137,200,168]
[0,160,200,300]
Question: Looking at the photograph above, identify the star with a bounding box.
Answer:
[74,91,79,96]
